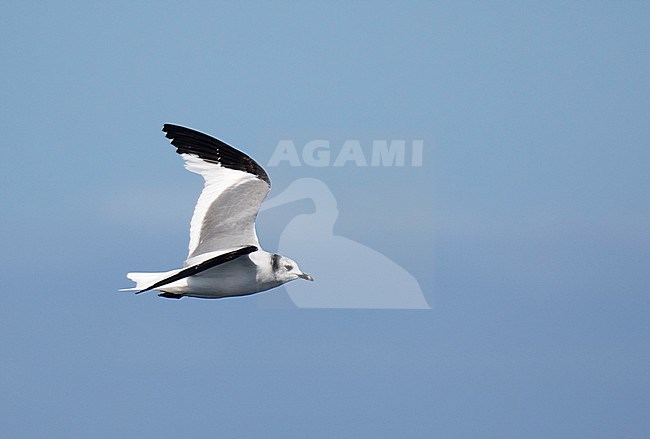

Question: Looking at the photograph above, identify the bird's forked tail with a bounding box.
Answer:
[119,270,179,293]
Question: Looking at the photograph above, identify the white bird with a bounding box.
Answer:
[121,124,313,299]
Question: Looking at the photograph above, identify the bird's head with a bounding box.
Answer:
[272,254,314,283]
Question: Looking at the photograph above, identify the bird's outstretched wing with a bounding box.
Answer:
[162,124,271,260]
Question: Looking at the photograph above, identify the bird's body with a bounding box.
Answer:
[122,124,312,299]
[129,250,282,299]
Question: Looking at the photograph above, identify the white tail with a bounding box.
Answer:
[120,270,178,292]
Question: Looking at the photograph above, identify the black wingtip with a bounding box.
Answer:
[161,123,177,136]
[160,123,271,186]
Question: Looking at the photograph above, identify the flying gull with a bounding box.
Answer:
[121,124,313,299]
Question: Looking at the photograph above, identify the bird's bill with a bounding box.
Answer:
[298,273,314,281]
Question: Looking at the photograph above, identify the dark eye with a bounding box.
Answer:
[284,264,293,270]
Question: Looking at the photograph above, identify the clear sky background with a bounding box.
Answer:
[1,1,649,437]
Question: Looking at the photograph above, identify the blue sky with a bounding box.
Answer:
[1,1,649,437]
